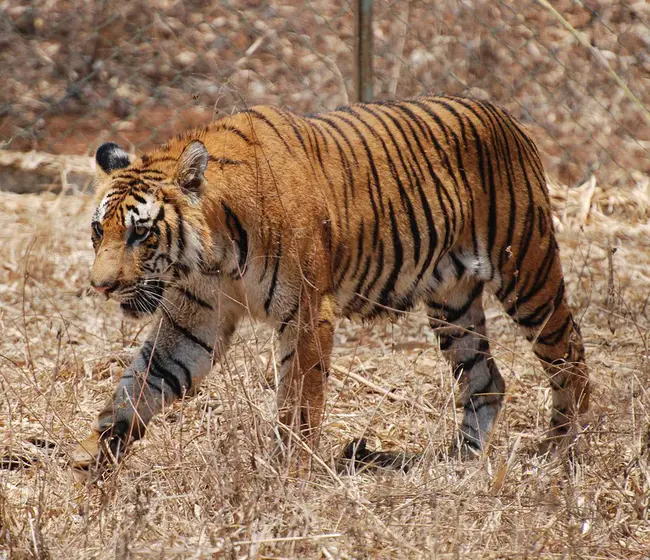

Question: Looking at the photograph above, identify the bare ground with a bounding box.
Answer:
[0,176,649,558]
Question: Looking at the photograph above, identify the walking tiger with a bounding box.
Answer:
[72,95,590,471]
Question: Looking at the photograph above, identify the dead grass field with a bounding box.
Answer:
[1,179,650,558]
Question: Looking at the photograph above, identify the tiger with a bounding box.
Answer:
[71,95,590,471]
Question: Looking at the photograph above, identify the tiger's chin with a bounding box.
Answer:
[119,300,158,318]
[118,280,164,318]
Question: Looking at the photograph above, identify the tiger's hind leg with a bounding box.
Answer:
[427,280,506,456]
[498,235,590,454]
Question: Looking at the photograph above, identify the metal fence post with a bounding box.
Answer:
[354,0,374,103]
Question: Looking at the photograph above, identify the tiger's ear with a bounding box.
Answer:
[176,140,209,195]
[96,142,131,175]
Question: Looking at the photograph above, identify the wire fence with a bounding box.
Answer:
[1,0,648,191]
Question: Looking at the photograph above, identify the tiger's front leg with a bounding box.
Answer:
[72,287,241,470]
[274,292,335,462]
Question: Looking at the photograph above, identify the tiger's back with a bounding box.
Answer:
[303,97,551,322]
[73,95,589,470]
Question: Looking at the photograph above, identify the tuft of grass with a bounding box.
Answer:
[1,184,649,559]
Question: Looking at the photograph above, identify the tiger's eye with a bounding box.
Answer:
[128,225,150,245]
[92,222,103,238]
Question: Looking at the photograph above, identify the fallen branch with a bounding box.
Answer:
[331,364,436,415]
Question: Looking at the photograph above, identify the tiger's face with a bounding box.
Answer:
[90,141,210,317]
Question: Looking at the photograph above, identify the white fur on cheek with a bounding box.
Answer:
[183,226,204,267]
[94,194,110,222]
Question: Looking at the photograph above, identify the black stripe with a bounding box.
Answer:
[417,98,476,234]
[413,171,438,283]
[310,122,331,156]
[360,240,385,309]
[282,111,310,156]
[365,173,381,250]
[175,203,186,258]
[335,252,353,289]
[378,201,404,306]
[308,115,359,166]
[507,241,557,315]
[477,102,519,270]
[453,99,505,279]
[222,202,248,275]
[349,219,366,281]
[216,124,254,145]
[313,121,354,222]
[477,337,490,353]
[439,337,452,351]
[131,192,147,204]
[450,252,466,278]
[169,319,214,355]
[165,220,173,252]
[148,350,183,397]
[537,315,572,346]
[495,155,537,303]
[428,282,484,324]
[179,287,214,310]
[279,301,299,334]
[345,255,372,315]
[170,358,192,390]
[138,343,163,394]
[331,111,385,215]
[264,240,282,315]
[280,350,295,365]
[408,99,469,198]
[464,396,496,413]
[140,155,177,165]
[332,242,345,274]
[357,105,421,265]
[396,102,457,251]
[513,284,564,329]
[453,354,486,379]
[245,109,294,155]
[373,102,427,184]
[208,155,245,166]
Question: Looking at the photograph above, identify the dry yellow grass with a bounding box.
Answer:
[1,176,650,558]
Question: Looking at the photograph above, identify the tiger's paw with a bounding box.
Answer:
[70,432,111,481]
[70,424,134,475]
[338,438,419,473]
[71,432,102,471]
[446,437,483,461]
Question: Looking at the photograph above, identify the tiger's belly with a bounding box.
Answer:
[334,248,498,321]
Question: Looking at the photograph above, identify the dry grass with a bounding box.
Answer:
[1,178,650,559]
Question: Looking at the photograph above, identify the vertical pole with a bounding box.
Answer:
[354,0,374,103]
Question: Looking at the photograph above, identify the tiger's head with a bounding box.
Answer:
[90,140,214,317]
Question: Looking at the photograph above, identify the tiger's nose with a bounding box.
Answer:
[91,280,118,295]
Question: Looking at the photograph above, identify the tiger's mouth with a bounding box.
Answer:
[117,280,165,318]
